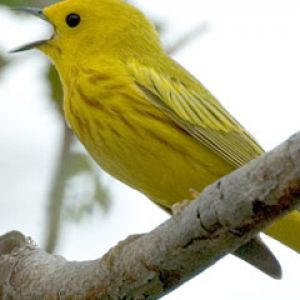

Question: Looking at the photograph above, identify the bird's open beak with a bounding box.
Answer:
[11,7,51,53]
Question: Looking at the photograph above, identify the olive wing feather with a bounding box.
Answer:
[127,60,263,168]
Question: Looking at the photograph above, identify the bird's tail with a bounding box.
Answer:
[265,210,300,253]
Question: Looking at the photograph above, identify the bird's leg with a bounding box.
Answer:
[171,199,193,215]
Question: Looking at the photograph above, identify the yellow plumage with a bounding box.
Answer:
[22,0,300,253]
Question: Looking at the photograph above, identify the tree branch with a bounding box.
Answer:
[1,132,300,299]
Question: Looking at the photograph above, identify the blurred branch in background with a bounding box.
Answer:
[44,123,73,253]
[0,54,7,69]
[0,53,8,76]
[166,23,208,54]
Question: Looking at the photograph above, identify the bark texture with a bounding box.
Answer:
[1,132,300,299]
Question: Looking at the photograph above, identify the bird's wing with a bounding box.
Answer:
[127,60,263,168]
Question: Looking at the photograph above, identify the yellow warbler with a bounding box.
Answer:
[14,0,299,276]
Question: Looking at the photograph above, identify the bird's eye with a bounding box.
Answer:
[66,13,81,28]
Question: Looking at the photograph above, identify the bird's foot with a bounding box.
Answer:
[171,188,200,215]
[171,199,193,216]
[189,188,200,199]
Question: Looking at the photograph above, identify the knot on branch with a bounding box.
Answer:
[0,231,27,255]
[0,231,30,286]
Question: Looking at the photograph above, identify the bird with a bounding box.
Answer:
[12,0,300,278]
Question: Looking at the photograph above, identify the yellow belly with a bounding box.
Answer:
[65,87,234,208]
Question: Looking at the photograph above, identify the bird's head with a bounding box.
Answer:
[13,0,162,67]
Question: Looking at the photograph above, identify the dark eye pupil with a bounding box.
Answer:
[66,13,81,28]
